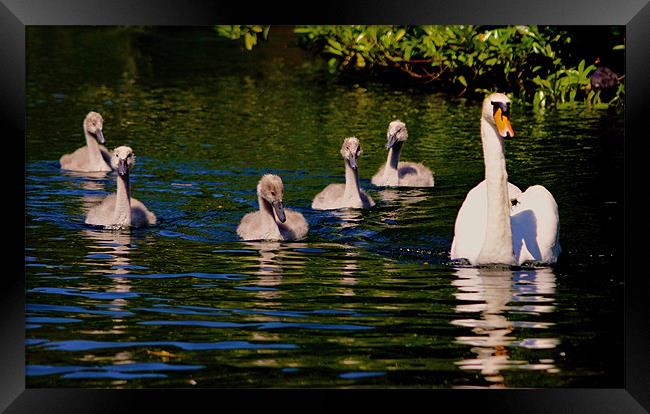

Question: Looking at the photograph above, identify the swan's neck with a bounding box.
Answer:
[477,118,515,265]
[382,142,402,185]
[343,159,362,202]
[258,195,278,226]
[113,173,132,227]
[84,129,104,165]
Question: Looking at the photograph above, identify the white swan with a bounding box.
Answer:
[60,111,113,172]
[312,137,375,210]
[85,146,157,229]
[237,174,309,241]
[450,93,560,266]
[371,120,434,187]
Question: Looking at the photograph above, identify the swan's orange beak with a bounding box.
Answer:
[494,108,515,138]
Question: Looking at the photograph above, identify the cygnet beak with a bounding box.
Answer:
[117,158,128,176]
[272,201,286,223]
[95,129,105,144]
[386,133,398,149]
[348,154,358,170]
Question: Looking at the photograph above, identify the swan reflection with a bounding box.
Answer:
[79,229,141,372]
[72,175,109,215]
[337,249,359,297]
[377,188,428,204]
[377,188,428,225]
[452,267,559,387]
[330,209,365,229]
[243,241,306,302]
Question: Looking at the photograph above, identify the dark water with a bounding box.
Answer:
[25,27,624,388]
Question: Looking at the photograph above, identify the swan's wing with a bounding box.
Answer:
[130,198,157,227]
[60,146,87,170]
[99,145,113,168]
[450,181,521,264]
[237,211,261,240]
[397,162,435,187]
[511,185,560,264]
[281,209,309,240]
[360,189,375,207]
[371,164,387,186]
[311,184,345,210]
[85,194,117,226]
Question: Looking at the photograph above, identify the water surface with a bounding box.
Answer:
[26,27,623,388]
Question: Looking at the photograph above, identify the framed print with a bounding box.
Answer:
[3,0,649,412]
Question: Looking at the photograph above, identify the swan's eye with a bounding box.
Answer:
[491,101,510,116]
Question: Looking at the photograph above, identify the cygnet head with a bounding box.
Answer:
[385,120,408,149]
[84,111,105,144]
[111,146,135,176]
[482,93,515,139]
[257,174,286,223]
[340,137,363,170]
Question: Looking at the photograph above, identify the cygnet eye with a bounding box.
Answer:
[271,191,275,196]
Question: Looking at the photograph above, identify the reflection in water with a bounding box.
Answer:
[330,209,365,229]
[63,171,109,215]
[244,241,288,301]
[338,249,359,297]
[377,188,429,225]
[83,229,134,277]
[80,229,136,378]
[378,188,428,204]
[452,267,559,388]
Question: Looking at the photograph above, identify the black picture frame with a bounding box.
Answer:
[4,0,649,412]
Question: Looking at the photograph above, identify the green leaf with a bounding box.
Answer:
[327,38,344,51]
[244,32,254,50]
[356,53,366,68]
[395,28,406,42]
[324,46,343,56]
